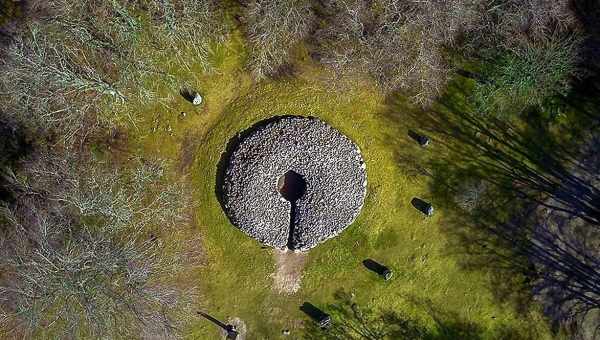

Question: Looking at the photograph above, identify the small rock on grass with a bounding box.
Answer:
[192,92,203,106]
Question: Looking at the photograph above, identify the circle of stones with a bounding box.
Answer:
[221,116,367,251]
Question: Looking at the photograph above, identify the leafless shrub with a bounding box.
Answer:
[498,0,577,45]
[460,0,582,116]
[463,0,579,55]
[148,0,230,72]
[0,0,230,147]
[0,27,121,141]
[0,156,197,339]
[315,0,483,106]
[244,0,315,79]
[45,0,140,51]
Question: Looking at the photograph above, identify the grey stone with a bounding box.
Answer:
[411,197,434,217]
[220,116,367,251]
[193,93,202,106]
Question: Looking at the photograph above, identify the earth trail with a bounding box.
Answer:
[272,249,307,295]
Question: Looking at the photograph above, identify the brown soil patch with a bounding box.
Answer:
[178,130,202,174]
[271,249,307,295]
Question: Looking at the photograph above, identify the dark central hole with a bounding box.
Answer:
[277,170,306,202]
[278,170,306,250]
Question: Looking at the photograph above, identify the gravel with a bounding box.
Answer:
[221,116,367,251]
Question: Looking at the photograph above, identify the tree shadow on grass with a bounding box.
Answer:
[301,291,529,340]
[384,76,600,335]
[389,78,600,227]
[451,202,599,312]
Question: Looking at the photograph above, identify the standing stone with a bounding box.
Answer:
[417,135,430,147]
[180,88,203,106]
[382,267,393,280]
[408,130,430,147]
[300,302,332,329]
[411,197,434,216]
[192,92,203,106]
[362,259,393,280]
[225,325,238,340]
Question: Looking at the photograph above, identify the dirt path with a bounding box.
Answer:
[271,249,307,295]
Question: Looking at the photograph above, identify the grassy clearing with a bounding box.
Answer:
[123,32,556,339]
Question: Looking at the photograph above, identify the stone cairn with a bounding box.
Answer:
[220,116,367,251]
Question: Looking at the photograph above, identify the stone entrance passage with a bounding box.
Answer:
[278,170,306,202]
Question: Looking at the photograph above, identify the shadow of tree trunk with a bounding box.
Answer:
[384,75,600,337]
[301,291,532,340]
[392,78,600,227]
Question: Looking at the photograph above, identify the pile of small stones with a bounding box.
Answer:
[221,116,367,251]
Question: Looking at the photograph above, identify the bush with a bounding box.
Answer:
[0,156,196,339]
[0,0,229,146]
[474,35,581,116]
[243,0,315,79]
[460,0,582,116]
[454,179,488,212]
[314,0,483,106]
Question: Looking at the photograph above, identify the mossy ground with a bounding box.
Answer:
[123,32,556,339]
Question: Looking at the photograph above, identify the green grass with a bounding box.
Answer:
[124,33,557,339]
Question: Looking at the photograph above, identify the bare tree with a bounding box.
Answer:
[0,27,123,141]
[243,0,315,79]
[0,2,231,337]
[0,156,197,339]
[314,0,483,106]
[148,0,230,73]
[497,0,577,45]
[0,0,230,146]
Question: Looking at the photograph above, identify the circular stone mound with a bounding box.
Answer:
[220,116,367,251]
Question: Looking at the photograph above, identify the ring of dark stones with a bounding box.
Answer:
[219,116,367,251]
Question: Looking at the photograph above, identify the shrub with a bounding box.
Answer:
[454,179,488,212]
[474,35,581,116]
[0,157,196,339]
[314,0,483,106]
[460,0,582,116]
[0,0,229,146]
[243,0,315,79]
